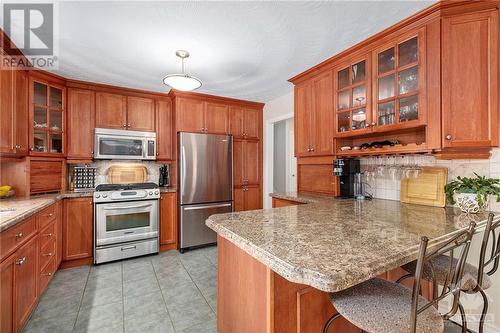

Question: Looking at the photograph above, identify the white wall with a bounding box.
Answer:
[273,120,287,192]
[263,90,294,208]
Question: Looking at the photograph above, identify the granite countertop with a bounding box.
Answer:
[206,192,499,293]
[0,187,177,232]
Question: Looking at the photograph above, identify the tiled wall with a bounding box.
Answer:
[360,148,500,211]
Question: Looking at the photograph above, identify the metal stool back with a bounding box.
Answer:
[410,222,477,332]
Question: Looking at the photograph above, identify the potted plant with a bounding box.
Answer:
[445,173,500,213]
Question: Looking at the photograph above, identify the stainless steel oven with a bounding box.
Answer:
[93,183,160,264]
[94,128,156,160]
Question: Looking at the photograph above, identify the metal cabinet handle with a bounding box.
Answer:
[43,233,53,237]
[43,252,54,257]
[121,245,137,251]
[445,134,452,140]
[15,232,23,239]
[42,272,53,276]
[16,257,26,265]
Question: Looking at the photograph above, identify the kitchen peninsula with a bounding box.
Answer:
[206,193,498,333]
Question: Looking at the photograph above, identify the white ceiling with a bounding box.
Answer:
[11,1,436,102]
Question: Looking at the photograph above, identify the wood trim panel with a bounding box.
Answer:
[169,90,265,108]
[272,198,304,208]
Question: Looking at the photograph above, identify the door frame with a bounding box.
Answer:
[264,112,294,209]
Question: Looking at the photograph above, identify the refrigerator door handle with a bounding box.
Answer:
[181,145,187,194]
[183,203,232,211]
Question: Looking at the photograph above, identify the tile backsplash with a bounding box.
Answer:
[360,148,500,212]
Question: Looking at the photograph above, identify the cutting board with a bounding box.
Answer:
[108,165,147,184]
[400,166,448,207]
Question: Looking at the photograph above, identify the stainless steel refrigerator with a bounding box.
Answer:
[178,132,233,252]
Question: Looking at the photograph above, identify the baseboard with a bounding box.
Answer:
[59,257,93,269]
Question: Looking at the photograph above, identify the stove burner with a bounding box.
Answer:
[95,182,158,192]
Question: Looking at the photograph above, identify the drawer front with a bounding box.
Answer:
[38,204,57,230]
[95,238,158,264]
[39,256,56,294]
[39,238,56,271]
[39,221,56,249]
[0,216,37,261]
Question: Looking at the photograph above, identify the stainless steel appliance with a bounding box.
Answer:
[179,132,233,252]
[93,182,160,264]
[333,159,360,198]
[94,128,156,160]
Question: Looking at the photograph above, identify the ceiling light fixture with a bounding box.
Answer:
[163,50,202,92]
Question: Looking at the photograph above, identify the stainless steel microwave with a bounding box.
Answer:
[94,128,156,160]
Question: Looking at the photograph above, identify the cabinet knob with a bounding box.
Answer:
[123,124,127,128]
[47,213,53,217]
[15,232,23,239]
[127,124,131,127]
[445,134,452,140]
[15,257,26,265]
[15,144,21,149]
[30,147,34,151]
[371,122,376,126]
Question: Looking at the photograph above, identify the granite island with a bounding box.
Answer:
[206,192,498,333]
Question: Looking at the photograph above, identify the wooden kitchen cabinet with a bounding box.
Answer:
[30,159,64,194]
[159,193,177,250]
[63,198,93,262]
[234,186,261,212]
[295,72,333,157]
[176,97,205,133]
[1,253,15,333]
[67,88,95,160]
[126,96,155,131]
[272,198,303,208]
[298,164,337,195]
[205,102,229,134]
[0,58,28,157]
[442,10,499,148]
[156,99,174,160]
[96,92,127,129]
[233,139,260,186]
[15,235,38,330]
[229,106,261,139]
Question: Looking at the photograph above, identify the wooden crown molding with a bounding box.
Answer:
[168,90,265,109]
[288,0,500,84]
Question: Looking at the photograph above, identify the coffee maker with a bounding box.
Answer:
[159,164,170,187]
[333,159,360,198]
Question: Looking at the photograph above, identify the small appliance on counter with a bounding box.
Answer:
[71,165,97,192]
[159,164,171,187]
[334,159,360,198]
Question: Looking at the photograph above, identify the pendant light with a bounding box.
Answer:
[163,50,202,91]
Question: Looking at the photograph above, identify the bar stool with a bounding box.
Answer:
[323,222,476,333]
[400,213,500,333]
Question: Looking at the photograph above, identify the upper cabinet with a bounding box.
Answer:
[29,79,66,156]
[205,102,229,134]
[229,106,261,139]
[67,88,95,160]
[175,97,230,134]
[295,71,334,157]
[442,10,498,148]
[0,58,28,157]
[373,30,426,132]
[95,92,155,131]
[156,99,174,160]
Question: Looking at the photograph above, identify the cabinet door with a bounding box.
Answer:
[156,99,174,160]
[233,139,244,186]
[1,254,15,333]
[0,64,14,155]
[67,89,95,159]
[127,96,155,131]
[295,82,312,156]
[56,201,63,267]
[233,187,244,212]
[63,198,93,261]
[244,108,260,139]
[229,106,244,138]
[176,97,205,133]
[14,69,29,156]
[311,72,333,155]
[245,186,261,211]
[205,102,229,134]
[244,140,260,185]
[442,10,498,148]
[160,193,177,246]
[95,92,127,129]
[298,164,337,195]
[15,235,38,330]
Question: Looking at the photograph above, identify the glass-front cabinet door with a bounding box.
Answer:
[334,56,371,136]
[374,29,425,131]
[30,79,65,155]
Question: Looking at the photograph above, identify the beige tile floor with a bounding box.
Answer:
[22,246,217,333]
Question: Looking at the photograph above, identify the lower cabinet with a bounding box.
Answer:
[234,186,261,212]
[159,193,177,251]
[63,198,93,262]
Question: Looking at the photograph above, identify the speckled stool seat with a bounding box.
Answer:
[330,277,444,333]
[323,222,477,333]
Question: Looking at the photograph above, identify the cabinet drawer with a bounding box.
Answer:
[39,238,56,271]
[38,204,57,230]
[39,221,56,249]
[0,216,37,261]
[39,256,56,294]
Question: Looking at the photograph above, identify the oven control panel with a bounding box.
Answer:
[93,189,160,203]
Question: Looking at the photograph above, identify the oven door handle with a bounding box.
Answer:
[103,203,153,211]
